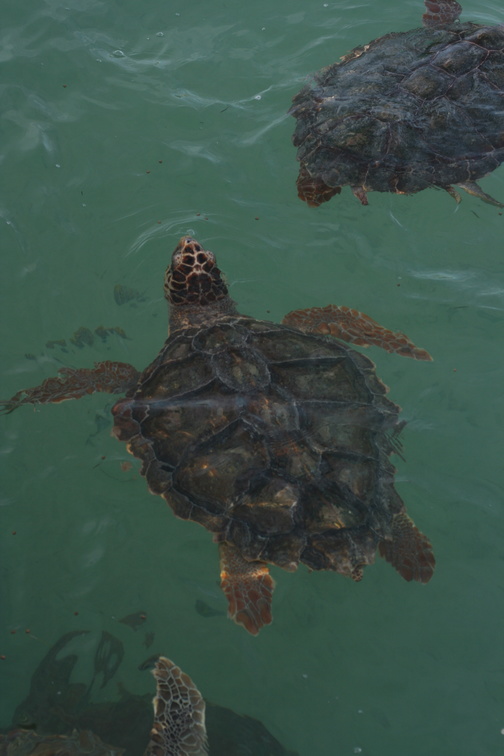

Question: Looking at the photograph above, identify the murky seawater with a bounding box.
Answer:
[1,1,503,754]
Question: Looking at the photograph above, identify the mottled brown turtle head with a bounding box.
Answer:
[422,0,462,29]
[164,236,229,307]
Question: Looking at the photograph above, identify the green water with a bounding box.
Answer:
[1,0,503,753]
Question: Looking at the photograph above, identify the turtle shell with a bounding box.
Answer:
[112,316,407,581]
[290,21,504,203]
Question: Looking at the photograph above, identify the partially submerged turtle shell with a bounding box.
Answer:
[290,21,504,203]
[113,316,406,581]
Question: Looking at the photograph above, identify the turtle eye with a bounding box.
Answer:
[172,252,185,267]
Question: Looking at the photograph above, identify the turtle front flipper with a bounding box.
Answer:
[146,656,208,756]
[379,512,435,583]
[219,543,275,635]
[1,361,140,413]
[282,305,432,361]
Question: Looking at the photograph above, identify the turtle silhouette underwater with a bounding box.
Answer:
[4,630,299,756]
[290,0,504,207]
[2,236,435,634]
[0,655,208,756]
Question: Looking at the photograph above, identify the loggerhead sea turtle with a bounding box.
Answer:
[2,236,435,634]
[290,0,504,207]
[5,630,298,756]
[0,656,208,756]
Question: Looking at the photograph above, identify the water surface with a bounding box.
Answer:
[1,1,503,754]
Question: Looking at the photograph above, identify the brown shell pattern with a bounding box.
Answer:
[112,317,407,581]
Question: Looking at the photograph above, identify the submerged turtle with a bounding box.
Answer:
[290,0,504,207]
[6,630,297,756]
[2,236,435,634]
[0,656,208,756]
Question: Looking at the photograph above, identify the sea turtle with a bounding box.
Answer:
[290,0,504,207]
[0,656,208,756]
[5,630,298,756]
[2,236,435,634]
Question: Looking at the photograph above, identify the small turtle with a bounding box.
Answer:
[290,0,504,207]
[2,237,435,634]
[7,630,298,755]
[0,656,208,756]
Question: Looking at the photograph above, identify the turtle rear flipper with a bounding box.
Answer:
[146,656,208,756]
[1,361,139,413]
[295,165,341,206]
[282,305,432,361]
[457,180,504,208]
[379,513,435,583]
[219,544,275,636]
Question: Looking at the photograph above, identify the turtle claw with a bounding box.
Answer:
[457,180,504,208]
[219,544,275,635]
[282,305,432,361]
[379,512,435,583]
[1,361,140,413]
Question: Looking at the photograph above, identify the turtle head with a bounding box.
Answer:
[164,236,229,307]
